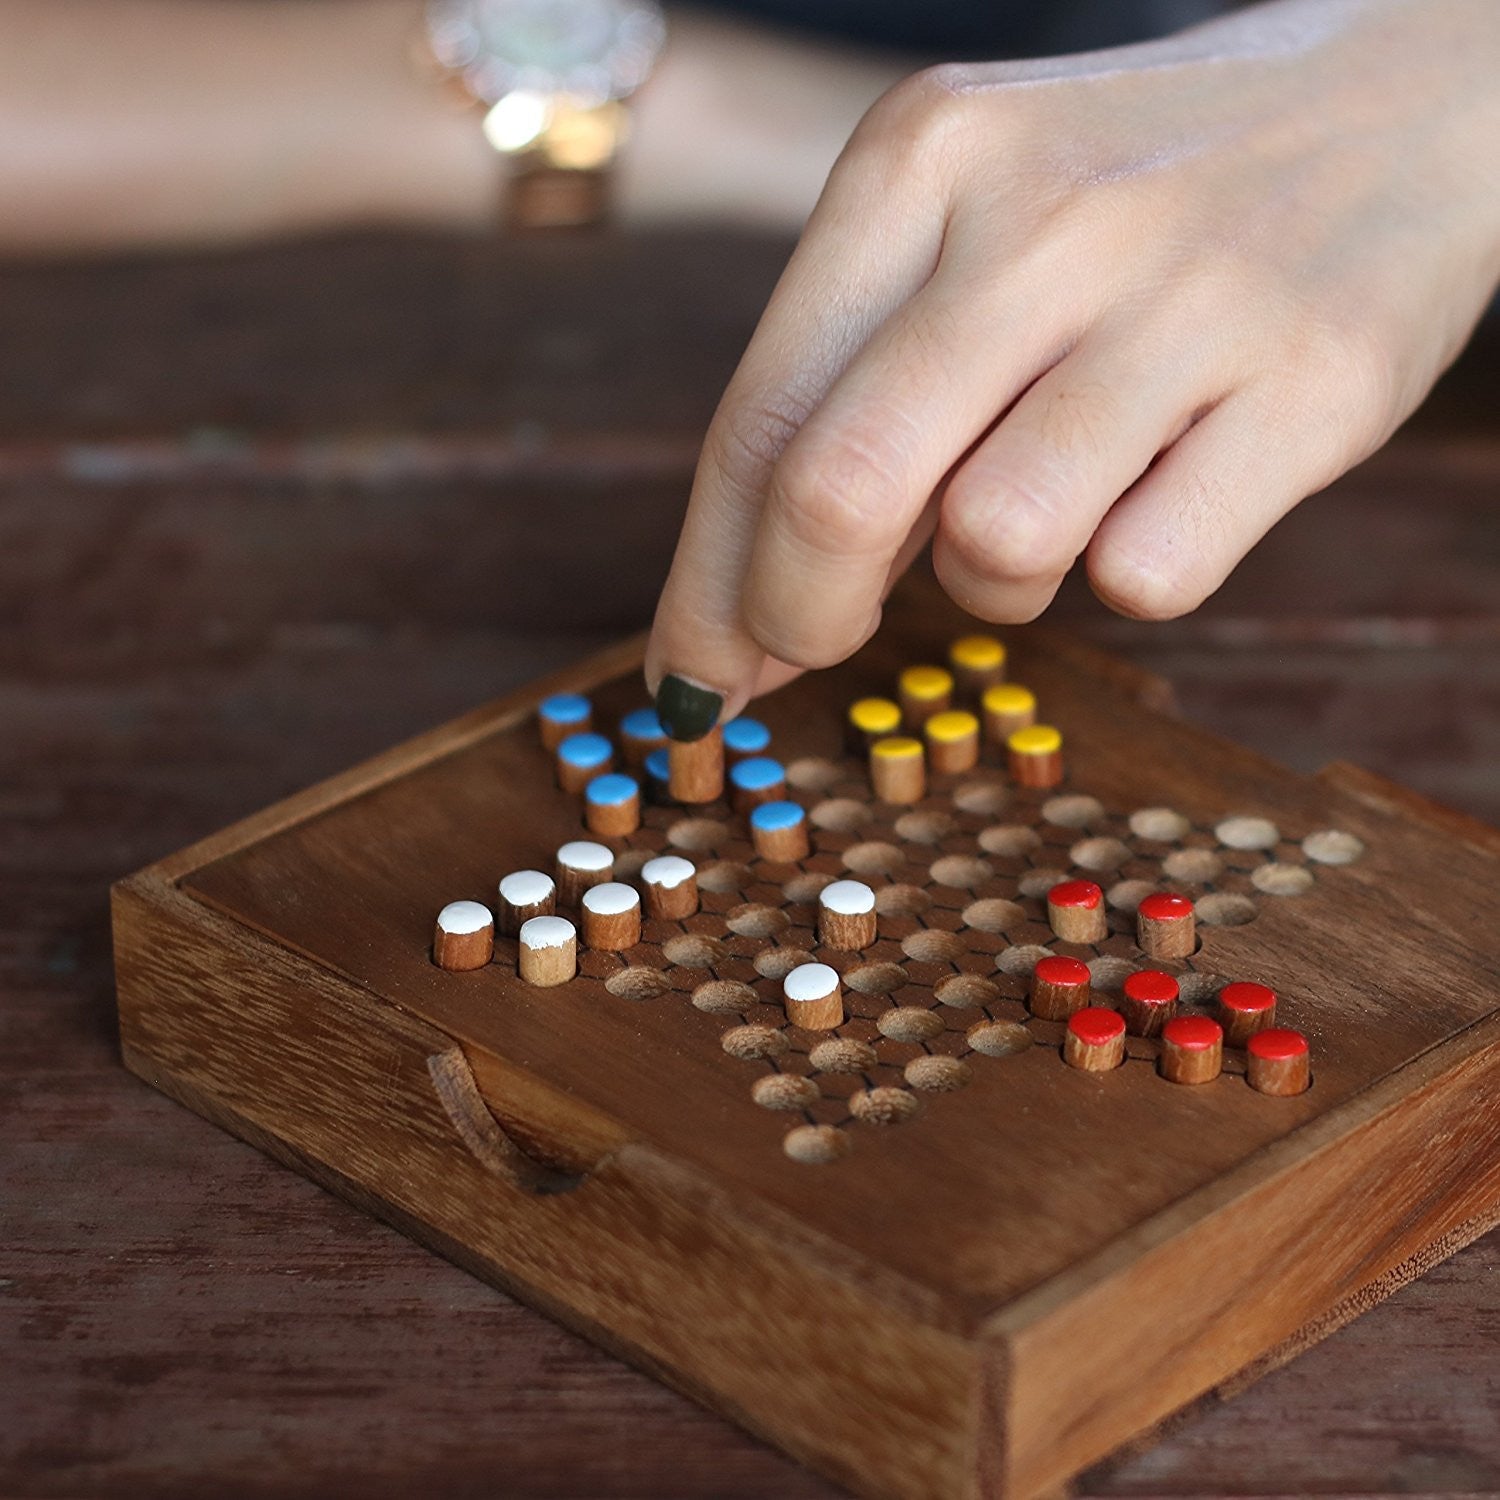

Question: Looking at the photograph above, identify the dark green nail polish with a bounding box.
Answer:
[655,675,723,742]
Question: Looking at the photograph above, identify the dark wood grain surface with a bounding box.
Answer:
[4,229,1498,1498]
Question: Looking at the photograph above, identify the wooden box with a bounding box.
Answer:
[112,578,1500,1500]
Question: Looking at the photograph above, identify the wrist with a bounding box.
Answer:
[620,11,908,229]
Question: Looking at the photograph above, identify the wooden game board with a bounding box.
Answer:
[112,575,1500,1500]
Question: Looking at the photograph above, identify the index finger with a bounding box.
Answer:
[644,127,948,739]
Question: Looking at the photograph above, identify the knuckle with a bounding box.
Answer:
[931,542,1056,624]
[1087,539,1211,621]
[844,65,972,184]
[770,421,914,558]
[1134,573,1207,620]
[1086,492,1224,621]
[1307,322,1402,448]
[942,470,1081,586]
[1264,317,1403,483]
[706,393,813,495]
[1087,453,1232,622]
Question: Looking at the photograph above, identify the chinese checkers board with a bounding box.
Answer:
[112,575,1500,1500]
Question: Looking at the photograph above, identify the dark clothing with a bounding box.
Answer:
[704,1,1237,57]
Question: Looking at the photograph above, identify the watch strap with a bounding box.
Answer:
[506,161,612,231]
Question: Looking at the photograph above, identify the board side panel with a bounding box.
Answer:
[112,875,980,1500]
[1213,1198,1500,1401]
[994,1015,1500,1499]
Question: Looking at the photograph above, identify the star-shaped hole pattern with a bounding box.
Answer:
[557,749,1363,1161]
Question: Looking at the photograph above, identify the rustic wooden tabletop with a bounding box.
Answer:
[3,229,1497,1499]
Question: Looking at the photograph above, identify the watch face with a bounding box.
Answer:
[427,0,665,108]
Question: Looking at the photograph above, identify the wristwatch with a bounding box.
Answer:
[421,0,666,230]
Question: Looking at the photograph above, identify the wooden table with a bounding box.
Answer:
[3,230,1497,1498]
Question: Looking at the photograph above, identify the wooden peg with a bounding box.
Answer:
[643,747,674,804]
[668,726,724,804]
[750,800,810,863]
[640,854,698,920]
[555,731,613,794]
[982,683,1036,745]
[538,692,590,751]
[924,710,981,775]
[584,773,640,838]
[580,881,642,951]
[869,736,926,805]
[517,914,577,986]
[1160,1015,1224,1085]
[1029,954,1092,1020]
[433,900,494,971]
[1120,969,1179,1037]
[722,716,771,763]
[948,633,1006,698]
[1246,1027,1311,1096]
[1046,879,1107,944]
[898,665,954,733]
[729,756,787,813]
[783,962,843,1031]
[496,869,555,938]
[618,706,667,771]
[1007,724,1063,789]
[817,879,877,950]
[1063,1006,1126,1072]
[1137,891,1196,959]
[555,840,613,907]
[846,696,902,755]
[1218,981,1278,1047]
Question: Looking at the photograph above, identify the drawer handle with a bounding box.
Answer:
[427,1048,586,1196]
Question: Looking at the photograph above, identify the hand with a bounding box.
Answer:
[645,0,1500,736]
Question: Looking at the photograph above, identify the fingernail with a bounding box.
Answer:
[655,674,724,742]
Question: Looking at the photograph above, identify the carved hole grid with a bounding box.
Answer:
[477,690,1367,1162]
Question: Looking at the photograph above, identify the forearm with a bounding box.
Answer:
[0,0,497,254]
